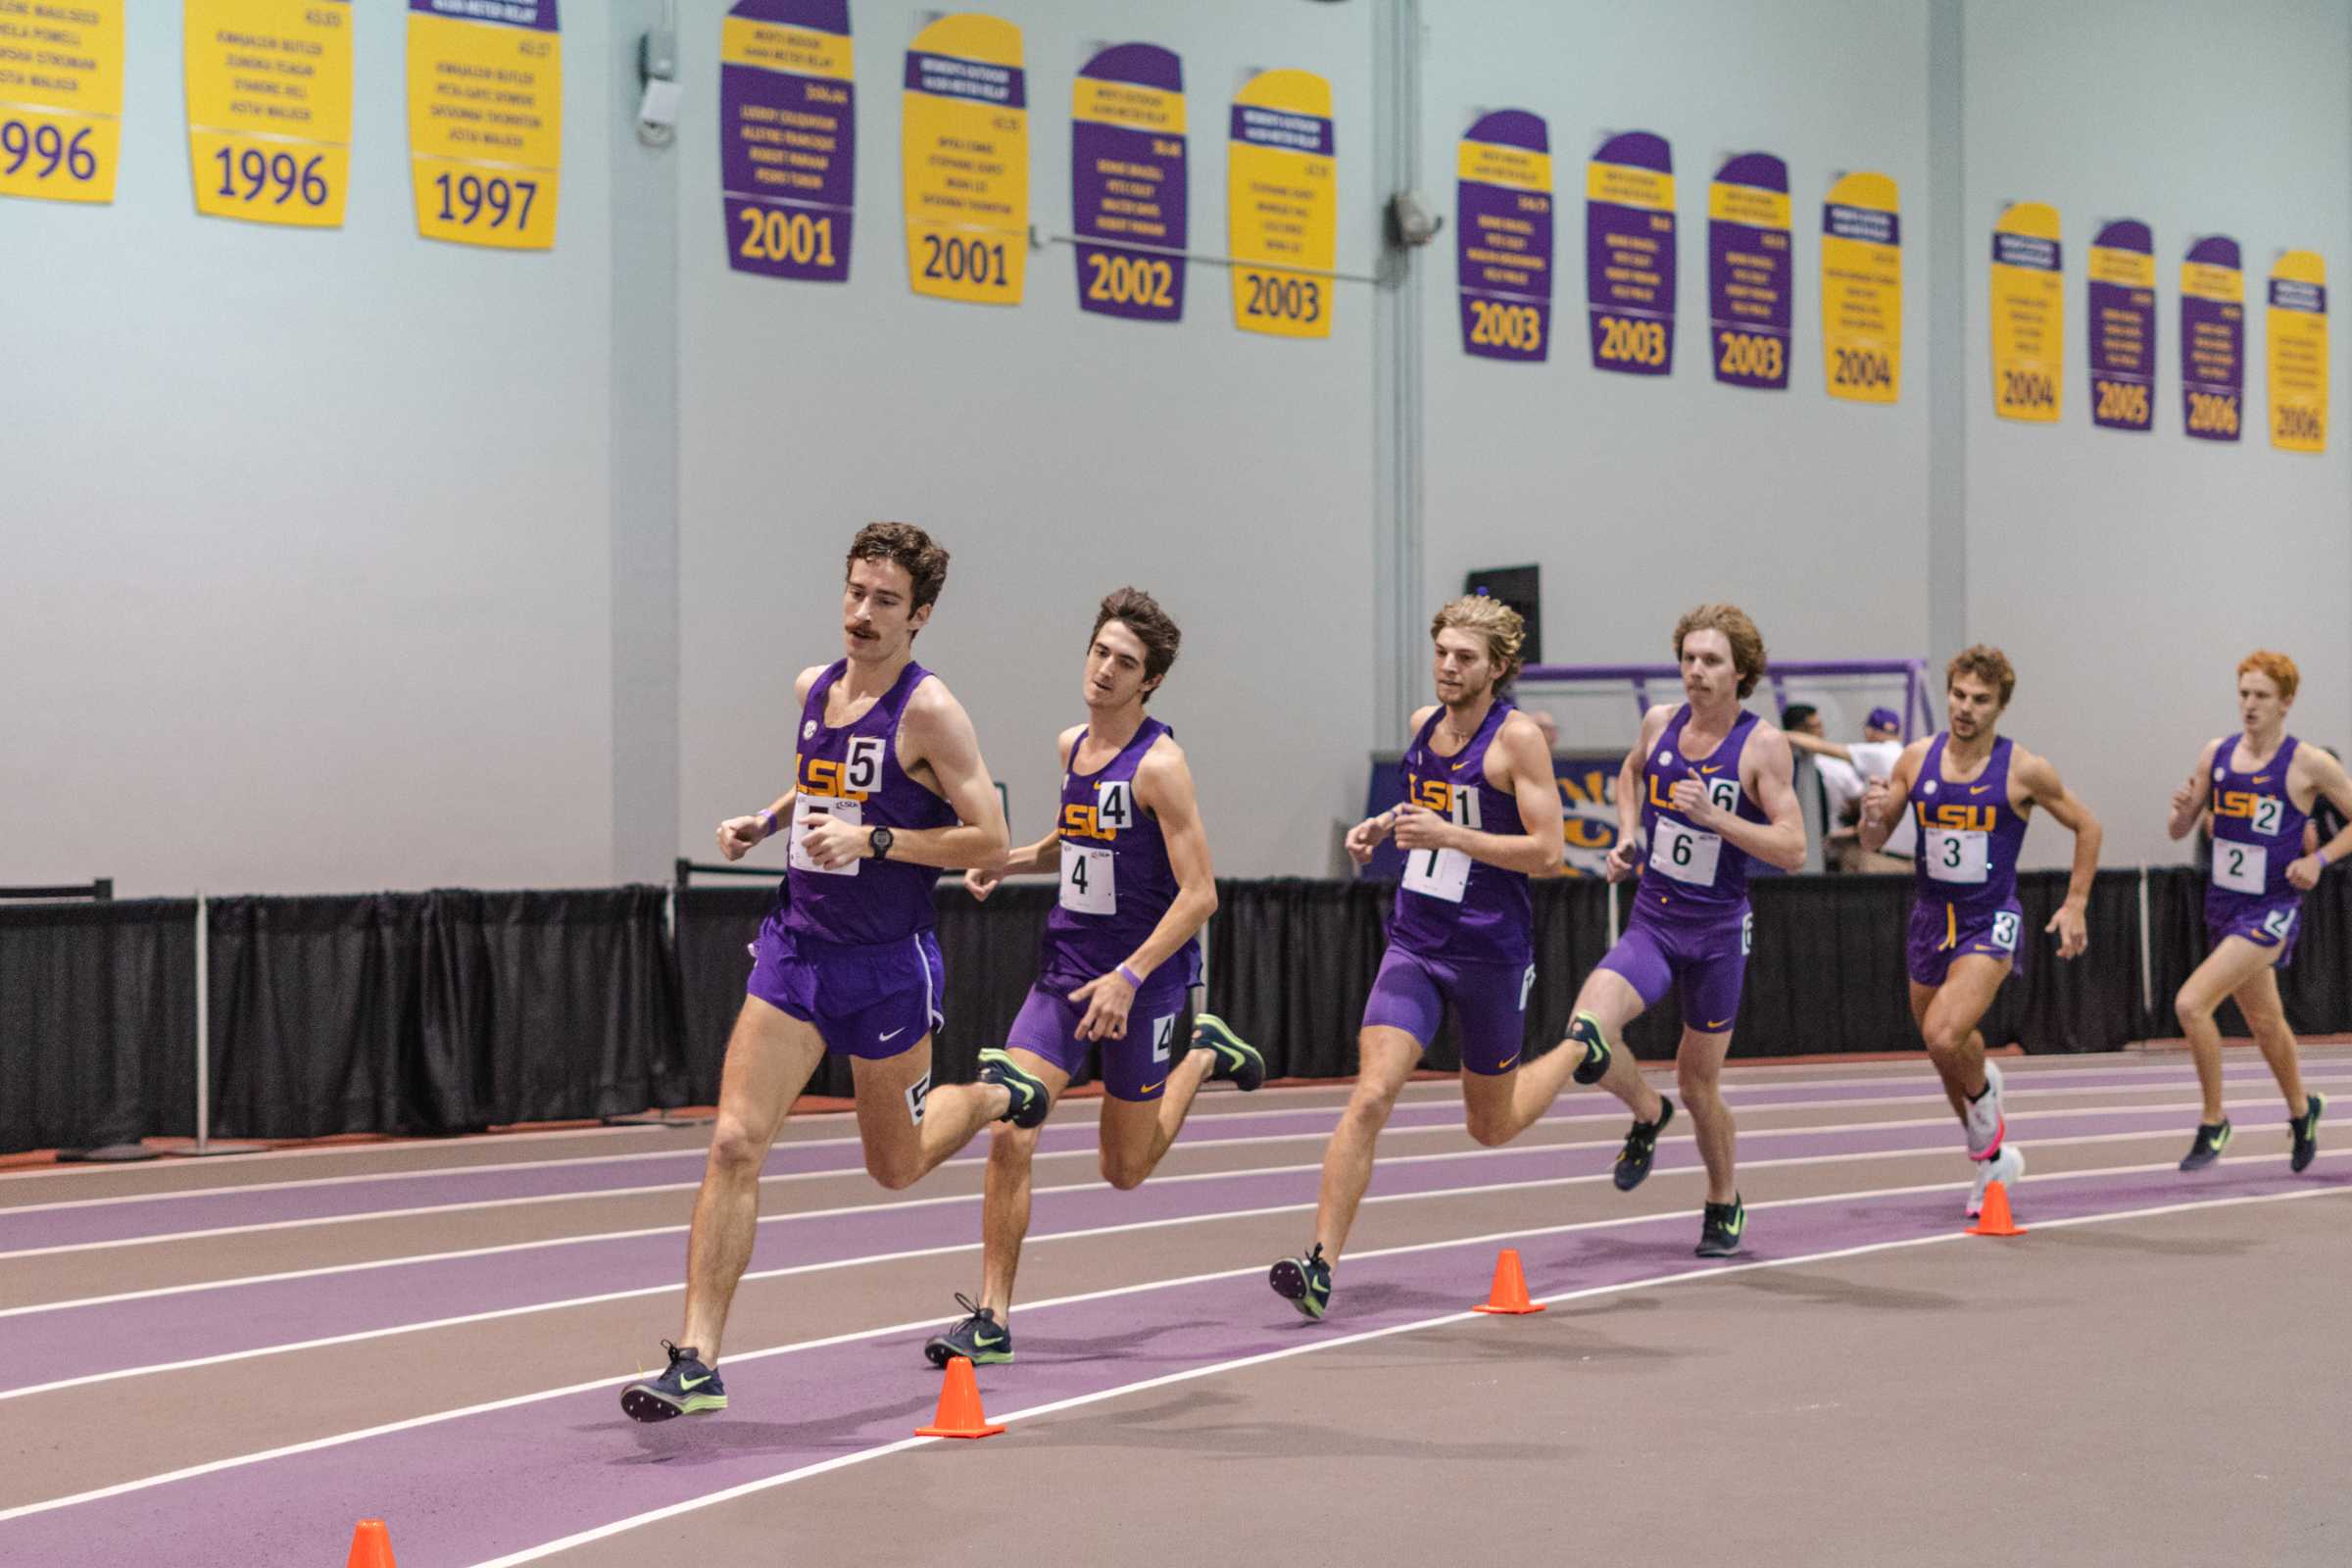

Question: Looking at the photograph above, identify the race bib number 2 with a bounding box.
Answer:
[2214,841,2268,895]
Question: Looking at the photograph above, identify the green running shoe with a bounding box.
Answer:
[1614,1098,1676,1192]
[923,1293,1013,1367]
[619,1341,727,1422]
[1191,1013,1266,1091]
[1694,1195,1746,1258]
[2290,1093,2326,1174]
[1566,1011,1613,1086]
[979,1050,1053,1129]
[1269,1244,1333,1320]
[2179,1119,2231,1171]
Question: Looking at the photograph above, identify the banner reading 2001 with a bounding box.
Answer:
[2086,220,2154,432]
[1228,69,1335,339]
[1455,109,1551,363]
[1820,172,1899,403]
[185,0,353,227]
[1708,152,1789,390]
[721,0,854,282]
[2269,251,2328,454]
[2180,235,2244,443]
[407,0,561,249]
[0,0,122,204]
[1586,131,1674,375]
[1989,202,2061,421]
[902,13,1026,304]
[1071,43,1185,323]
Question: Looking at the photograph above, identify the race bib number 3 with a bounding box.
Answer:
[2214,841,2268,895]
[1061,842,1116,913]
[1648,819,1723,886]
[789,796,863,876]
[1924,827,1988,885]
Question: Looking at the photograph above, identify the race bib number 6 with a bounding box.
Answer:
[1648,818,1723,885]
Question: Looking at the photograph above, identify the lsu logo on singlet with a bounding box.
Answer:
[1409,774,1485,827]
[2211,789,2286,834]
[1062,779,1136,842]
[800,737,886,802]
[1648,771,1740,815]
[1916,802,1997,833]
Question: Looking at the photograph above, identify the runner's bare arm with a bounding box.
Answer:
[806,677,1006,871]
[717,663,826,860]
[2018,748,2101,957]
[2167,738,2220,841]
[1784,729,1855,765]
[1857,739,1930,853]
[1676,724,1805,871]
[1068,741,1221,1041]
[2288,745,2352,889]
[1606,705,1675,879]
[1346,705,1440,864]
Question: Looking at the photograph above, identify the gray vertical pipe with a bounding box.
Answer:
[194,893,209,1150]
[1926,0,1967,665]
[1371,0,1425,748]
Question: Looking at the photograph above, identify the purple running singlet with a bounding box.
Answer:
[1904,732,2033,988]
[2205,733,2310,965]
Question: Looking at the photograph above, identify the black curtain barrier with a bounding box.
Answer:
[0,900,196,1155]
[2144,865,2352,1040]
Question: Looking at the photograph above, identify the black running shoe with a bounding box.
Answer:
[1566,1010,1613,1086]
[619,1341,727,1422]
[2290,1094,2326,1174]
[978,1050,1053,1129]
[1614,1098,1676,1193]
[923,1293,1013,1367]
[1269,1244,1333,1320]
[1694,1195,1745,1258]
[1190,1013,1266,1092]
[2179,1119,2232,1171]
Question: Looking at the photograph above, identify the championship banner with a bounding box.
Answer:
[1707,151,1789,390]
[2180,234,2244,443]
[2268,250,2328,454]
[1228,68,1335,339]
[1455,108,1551,363]
[1989,201,2061,421]
[185,0,351,227]
[406,0,560,249]
[720,0,853,282]
[0,0,122,204]
[1820,172,1899,403]
[1361,755,1623,880]
[2086,219,2154,432]
[901,12,1026,304]
[1071,42,1185,322]
[1586,130,1674,375]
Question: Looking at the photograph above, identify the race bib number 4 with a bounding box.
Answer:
[789,796,863,876]
[1924,827,1988,885]
[2213,841,2268,895]
[1648,818,1723,885]
[1060,842,1116,913]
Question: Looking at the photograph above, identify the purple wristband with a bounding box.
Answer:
[1117,962,1145,989]
[757,808,779,838]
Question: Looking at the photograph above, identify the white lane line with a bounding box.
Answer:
[461,1176,2352,1566]
[4,1131,2336,1404]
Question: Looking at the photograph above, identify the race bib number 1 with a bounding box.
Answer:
[1400,842,1471,904]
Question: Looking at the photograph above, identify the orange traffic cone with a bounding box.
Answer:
[914,1355,1006,1439]
[1967,1179,2027,1237]
[1471,1248,1546,1314]
[345,1519,397,1568]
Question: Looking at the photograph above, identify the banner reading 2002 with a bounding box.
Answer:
[0,0,122,204]
[1586,130,1674,375]
[720,0,854,282]
[1820,172,1899,403]
[1228,69,1335,339]
[2269,251,2328,454]
[1989,201,2061,421]
[1071,43,1185,322]
[902,13,1026,304]
[2180,234,2244,443]
[1455,109,1551,362]
[1708,152,1789,390]
[407,0,561,249]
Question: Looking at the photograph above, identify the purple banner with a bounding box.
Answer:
[1707,151,1789,390]
[1455,109,1552,363]
[904,49,1024,108]
[2181,234,2244,443]
[2087,219,2153,432]
[410,0,558,30]
[2270,278,2327,313]
[719,1,854,282]
[1230,103,1335,157]
[1585,130,1675,375]
[1071,43,1186,323]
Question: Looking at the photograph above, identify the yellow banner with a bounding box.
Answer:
[406,5,562,250]
[0,0,123,204]
[1989,201,2062,422]
[2269,250,2328,454]
[185,0,352,227]
[720,16,850,79]
[1821,172,1898,404]
[1228,68,1336,339]
[901,12,1027,305]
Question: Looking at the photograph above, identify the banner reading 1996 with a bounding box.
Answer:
[0,0,122,204]
[902,12,1026,305]
[1455,109,1551,363]
[1586,130,1674,375]
[720,0,853,282]
[1989,202,2061,421]
[2180,234,2243,443]
[1708,152,1789,390]
[1820,172,1898,403]
[2268,250,2327,454]
[1071,43,1185,323]
[2086,219,2154,432]
[184,0,352,227]
[1228,69,1335,339]
[406,0,561,249]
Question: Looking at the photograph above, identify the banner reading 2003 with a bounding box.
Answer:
[2180,235,2243,443]
[1455,109,1551,363]
[1228,69,1335,339]
[0,0,122,204]
[185,0,353,227]
[1988,202,2061,421]
[720,0,854,282]
[902,13,1026,305]
[407,0,561,249]
[1071,43,1185,323]
[2268,251,2328,454]
[1708,152,1789,390]
[2086,220,2154,432]
[1586,131,1674,375]
[1820,172,1899,403]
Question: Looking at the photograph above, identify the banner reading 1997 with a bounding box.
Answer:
[1989,202,2061,421]
[2180,234,2243,443]
[406,0,561,249]
[901,12,1026,305]
[1071,43,1185,323]
[2086,219,2154,432]
[720,0,853,282]
[1586,130,1674,375]
[1455,109,1551,362]
[1820,172,1898,403]
[1228,69,1335,339]
[0,0,122,204]
[1708,152,1789,390]
[185,0,352,227]
[2268,250,2327,454]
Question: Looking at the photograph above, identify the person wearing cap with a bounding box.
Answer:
[1785,705,1914,872]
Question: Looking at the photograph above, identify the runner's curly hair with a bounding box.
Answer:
[1431,594,1526,689]
[846,521,950,612]
[1092,587,1182,704]
[2236,650,2299,705]
[1946,644,2017,708]
[1672,604,1766,698]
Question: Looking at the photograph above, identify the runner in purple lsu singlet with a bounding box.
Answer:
[1904,732,2034,987]
[1004,717,1202,1100]
[747,658,958,1057]
[1596,705,1767,1031]
[2205,733,2310,963]
[1362,700,1536,1072]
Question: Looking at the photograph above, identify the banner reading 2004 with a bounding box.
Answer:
[1228,69,1335,339]
[1989,201,2061,421]
[902,13,1026,304]
[407,0,561,249]
[721,0,854,282]
[0,0,122,204]
[1586,131,1674,375]
[1708,152,1789,389]
[1821,172,1899,403]
[2269,251,2328,454]
[1071,43,1185,323]
[1455,109,1551,362]
[2180,235,2244,443]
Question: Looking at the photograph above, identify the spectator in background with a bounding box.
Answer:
[1784,704,1914,872]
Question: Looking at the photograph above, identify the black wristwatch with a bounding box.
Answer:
[867,826,894,861]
